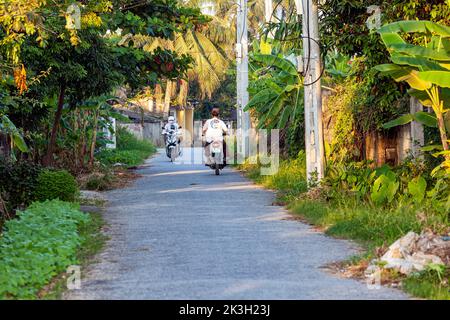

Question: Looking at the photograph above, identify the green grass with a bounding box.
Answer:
[403,266,450,300]
[0,200,89,299]
[238,152,308,200]
[96,127,156,168]
[42,210,107,300]
[289,200,424,248]
[0,200,107,299]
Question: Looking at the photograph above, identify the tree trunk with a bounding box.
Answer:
[73,110,80,169]
[88,111,99,167]
[43,82,66,166]
[436,111,450,160]
[164,81,172,114]
[80,111,88,168]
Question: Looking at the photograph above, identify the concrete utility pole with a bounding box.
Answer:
[301,0,325,183]
[264,0,273,28]
[236,0,251,158]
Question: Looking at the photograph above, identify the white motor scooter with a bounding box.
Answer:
[206,137,226,175]
[162,126,182,162]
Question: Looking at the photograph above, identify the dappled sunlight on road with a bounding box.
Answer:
[157,183,260,194]
[146,170,207,177]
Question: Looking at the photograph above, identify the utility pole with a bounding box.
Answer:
[236,0,250,158]
[301,0,325,183]
[264,0,273,29]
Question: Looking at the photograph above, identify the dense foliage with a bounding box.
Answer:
[34,169,78,202]
[242,0,450,299]
[0,200,89,299]
[0,0,204,167]
[0,158,41,214]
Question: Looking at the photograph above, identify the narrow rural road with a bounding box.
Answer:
[65,148,408,300]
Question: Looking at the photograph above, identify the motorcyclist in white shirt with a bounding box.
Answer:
[162,116,179,136]
[162,116,182,160]
[202,108,228,165]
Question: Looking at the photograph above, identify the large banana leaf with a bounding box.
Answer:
[245,88,277,111]
[248,53,303,129]
[390,54,447,71]
[387,43,450,61]
[382,111,437,129]
[252,54,298,76]
[379,20,450,37]
[0,115,28,153]
[418,71,450,88]
[375,64,433,91]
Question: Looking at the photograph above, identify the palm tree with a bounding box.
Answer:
[131,23,230,104]
[123,0,269,109]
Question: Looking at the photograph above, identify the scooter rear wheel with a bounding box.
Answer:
[215,166,220,175]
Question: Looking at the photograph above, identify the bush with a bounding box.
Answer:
[35,170,78,202]
[0,200,90,299]
[85,172,115,191]
[0,158,42,212]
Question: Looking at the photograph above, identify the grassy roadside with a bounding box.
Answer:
[0,128,154,299]
[39,208,107,300]
[78,127,157,191]
[237,157,450,300]
[96,127,157,169]
[42,131,156,298]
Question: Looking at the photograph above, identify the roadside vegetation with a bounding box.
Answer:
[239,150,449,299]
[0,0,181,299]
[239,0,450,300]
[0,200,88,299]
[96,127,156,169]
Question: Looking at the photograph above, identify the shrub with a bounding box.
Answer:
[34,170,78,202]
[0,158,42,212]
[0,200,90,299]
[85,172,115,191]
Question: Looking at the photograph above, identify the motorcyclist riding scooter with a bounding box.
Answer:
[202,108,228,175]
[162,116,181,162]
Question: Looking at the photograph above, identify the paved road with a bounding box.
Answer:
[65,148,408,299]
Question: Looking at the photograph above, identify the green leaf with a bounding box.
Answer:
[252,54,298,76]
[277,106,291,129]
[413,111,438,128]
[245,88,277,111]
[421,145,443,152]
[408,176,427,204]
[418,71,450,88]
[380,32,406,47]
[388,43,450,61]
[390,54,447,71]
[379,20,450,37]
[382,114,414,129]
[12,134,29,153]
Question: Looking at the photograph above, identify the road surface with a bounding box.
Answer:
[65,148,407,299]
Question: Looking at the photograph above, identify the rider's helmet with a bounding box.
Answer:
[168,116,175,123]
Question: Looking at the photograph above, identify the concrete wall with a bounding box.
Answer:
[322,89,425,166]
[120,122,165,147]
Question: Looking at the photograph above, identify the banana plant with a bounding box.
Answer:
[0,114,28,158]
[245,53,303,129]
[374,20,450,158]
